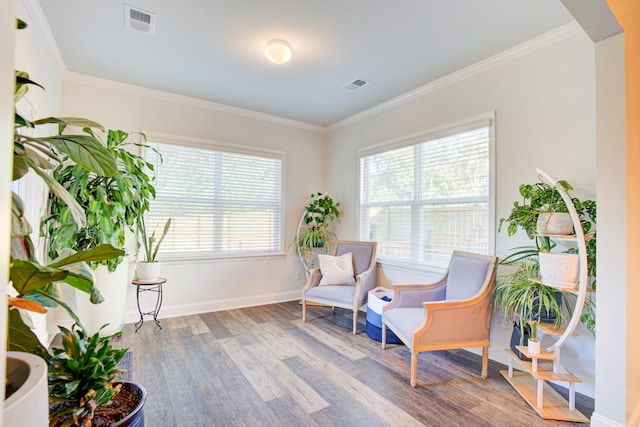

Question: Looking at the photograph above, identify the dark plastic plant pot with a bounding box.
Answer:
[112,381,147,427]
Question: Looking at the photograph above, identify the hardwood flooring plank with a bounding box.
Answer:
[292,319,367,361]
[198,311,234,339]
[187,314,211,335]
[243,342,330,413]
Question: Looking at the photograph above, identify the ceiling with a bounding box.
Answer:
[35,1,576,127]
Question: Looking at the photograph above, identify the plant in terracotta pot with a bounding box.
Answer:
[136,216,171,280]
[295,192,341,268]
[47,325,146,427]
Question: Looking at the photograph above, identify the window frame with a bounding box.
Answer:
[144,132,286,262]
[357,112,496,273]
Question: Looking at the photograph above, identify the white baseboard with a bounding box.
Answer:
[123,289,302,324]
[590,412,626,427]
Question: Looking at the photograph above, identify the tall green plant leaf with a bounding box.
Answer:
[10,259,68,295]
[39,134,117,177]
[7,309,47,353]
[49,244,125,268]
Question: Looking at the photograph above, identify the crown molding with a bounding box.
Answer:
[63,72,326,134]
[22,0,67,74]
[327,21,583,132]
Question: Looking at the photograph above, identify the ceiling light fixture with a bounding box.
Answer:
[264,39,293,64]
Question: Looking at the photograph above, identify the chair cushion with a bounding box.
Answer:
[305,285,356,305]
[383,307,427,344]
[445,255,491,301]
[318,252,356,286]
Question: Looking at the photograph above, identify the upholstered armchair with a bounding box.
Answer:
[302,240,377,334]
[381,250,498,387]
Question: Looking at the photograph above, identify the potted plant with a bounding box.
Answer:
[528,320,540,354]
[47,325,146,427]
[42,129,160,335]
[136,217,171,280]
[295,192,341,268]
[8,19,125,425]
[495,258,567,359]
[498,177,597,333]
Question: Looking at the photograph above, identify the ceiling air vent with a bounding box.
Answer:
[124,4,156,35]
[343,78,370,92]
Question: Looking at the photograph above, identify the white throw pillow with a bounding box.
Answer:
[318,252,356,286]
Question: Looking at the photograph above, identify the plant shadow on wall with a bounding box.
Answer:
[496,178,597,338]
[295,192,341,269]
[9,18,146,426]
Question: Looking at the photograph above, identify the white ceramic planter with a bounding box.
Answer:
[4,352,48,427]
[536,212,574,235]
[528,339,541,354]
[137,261,162,280]
[75,261,129,336]
[538,252,580,290]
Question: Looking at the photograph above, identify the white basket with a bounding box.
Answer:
[368,286,394,314]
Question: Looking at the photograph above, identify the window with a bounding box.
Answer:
[146,139,284,259]
[359,117,494,270]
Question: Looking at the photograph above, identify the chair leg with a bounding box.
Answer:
[302,300,307,323]
[411,352,418,388]
[481,346,489,379]
[381,323,387,349]
[352,310,358,334]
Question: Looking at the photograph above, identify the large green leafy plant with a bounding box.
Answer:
[42,130,158,271]
[10,57,123,352]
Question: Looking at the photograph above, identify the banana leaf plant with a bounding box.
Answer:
[10,65,123,354]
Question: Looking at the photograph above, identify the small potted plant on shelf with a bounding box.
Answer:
[296,192,341,268]
[47,325,146,427]
[136,216,172,280]
[528,320,540,354]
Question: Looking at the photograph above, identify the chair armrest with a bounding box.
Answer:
[383,280,447,311]
[354,269,377,307]
[414,294,495,345]
[302,268,322,294]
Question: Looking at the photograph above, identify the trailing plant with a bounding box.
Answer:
[495,258,570,340]
[47,325,128,427]
[10,20,124,354]
[295,193,341,268]
[42,129,160,271]
[297,192,341,249]
[138,216,172,262]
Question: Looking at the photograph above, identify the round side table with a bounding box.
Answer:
[132,278,167,332]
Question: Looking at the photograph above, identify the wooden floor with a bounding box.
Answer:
[116,301,593,427]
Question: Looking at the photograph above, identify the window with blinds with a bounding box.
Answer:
[359,119,494,270]
[145,141,284,259]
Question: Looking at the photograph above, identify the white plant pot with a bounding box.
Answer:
[137,261,162,281]
[528,339,541,354]
[75,261,129,336]
[536,212,574,235]
[538,252,580,290]
[4,352,48,427]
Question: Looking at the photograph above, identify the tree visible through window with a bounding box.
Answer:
[359,120,493,269]
[146,141,284,259]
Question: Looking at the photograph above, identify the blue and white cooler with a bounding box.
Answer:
[366,287,402,344]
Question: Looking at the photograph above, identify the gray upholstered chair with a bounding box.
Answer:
[302,240,377,334]
[381,250,498,387]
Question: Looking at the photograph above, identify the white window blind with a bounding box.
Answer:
[359,120,493,270]
[146,141,283,259]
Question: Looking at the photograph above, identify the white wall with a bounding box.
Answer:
[326,27,598,396]
[592,33,626,427]
[59,77,327,321]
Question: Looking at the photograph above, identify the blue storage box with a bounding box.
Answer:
[366,287,402,344]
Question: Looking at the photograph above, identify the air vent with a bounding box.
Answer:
[343,78,370,92]
[124,4,156,35]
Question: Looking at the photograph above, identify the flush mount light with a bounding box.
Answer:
[264,39,293,64]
